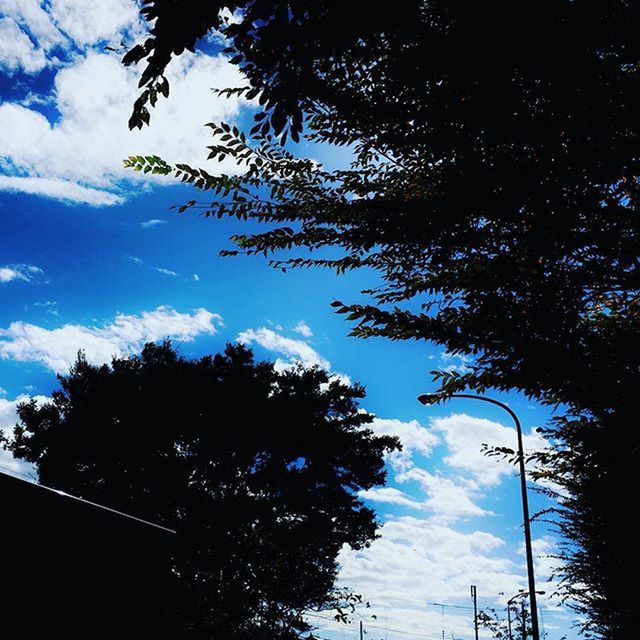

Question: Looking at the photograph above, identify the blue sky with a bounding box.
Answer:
[0,3,579,638]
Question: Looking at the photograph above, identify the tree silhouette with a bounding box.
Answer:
[121,3,640,636]
[478,604,552,640]
[4,342,399,638]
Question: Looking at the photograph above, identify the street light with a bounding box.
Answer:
[506,590,545,640]
[417,393,541,640]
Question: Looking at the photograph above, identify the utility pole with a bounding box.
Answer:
[471,585,479,640]
[360,620,364,640]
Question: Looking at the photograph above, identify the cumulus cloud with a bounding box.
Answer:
[0,263,42,283]
[369,417,439,471]
[293,320,313,338]
[336,515,520,638]
[0,306,222,373]
[396,467,490,519]
[0,17,47,73]
[0,0,66,51]
[0,1,250,205]
[49,0,139,47]
[431,413,549,487]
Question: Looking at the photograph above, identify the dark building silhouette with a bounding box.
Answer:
[1,471,174,636]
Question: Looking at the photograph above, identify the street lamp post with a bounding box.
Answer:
[417,393,541,640]
[506,591,524,640]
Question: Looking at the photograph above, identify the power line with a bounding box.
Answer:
[309,597,565,615]
[309,613,462,640]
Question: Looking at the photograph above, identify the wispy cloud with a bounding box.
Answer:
[34,301,59,316]
[237,326,330,370]
[155,267,178,277]
[0,176,123,206]
[0,264,42,283]
[140,219,167,229]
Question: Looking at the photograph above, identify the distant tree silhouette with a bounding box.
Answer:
[122,3,640,636]
[4,342,399,638]
[478,605,550,640]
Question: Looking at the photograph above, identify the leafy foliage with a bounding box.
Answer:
[528,415,639,640]
[122,3,640,637]
[3,342,399,638]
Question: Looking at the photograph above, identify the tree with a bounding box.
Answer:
[121,3,640,637]
[3,342,399,638]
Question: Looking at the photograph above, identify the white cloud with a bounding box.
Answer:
[0,396,19,432]
[140,219,167,228]
[0,263,42,283]
[396,467,489,519]
[326,372,352,387]
[192,273,200,282]
[369,417,439,471]
[0,394,47,479]
[293,320,313,338]
[360,486,426,511]
[0,0,140,56]
[0,306,223,373]
[155,267,177,277]
[34,301,59,316]
[0,175,124,205]
[0,3,250,206]
[331,515,571,639]
[337,515,520,636]
[237,326,356,390]
[439,350,472,374]
[0,445,34,478]
[237,326,331,370]
[0,17,47,73]
[0,0,66,51]
[430,413,548,487]
[365,417,488,521]
[522,535,561,583]
[49,0,139,47]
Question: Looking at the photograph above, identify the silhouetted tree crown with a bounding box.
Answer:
[122,3,640,637]
[5,342,399,638]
